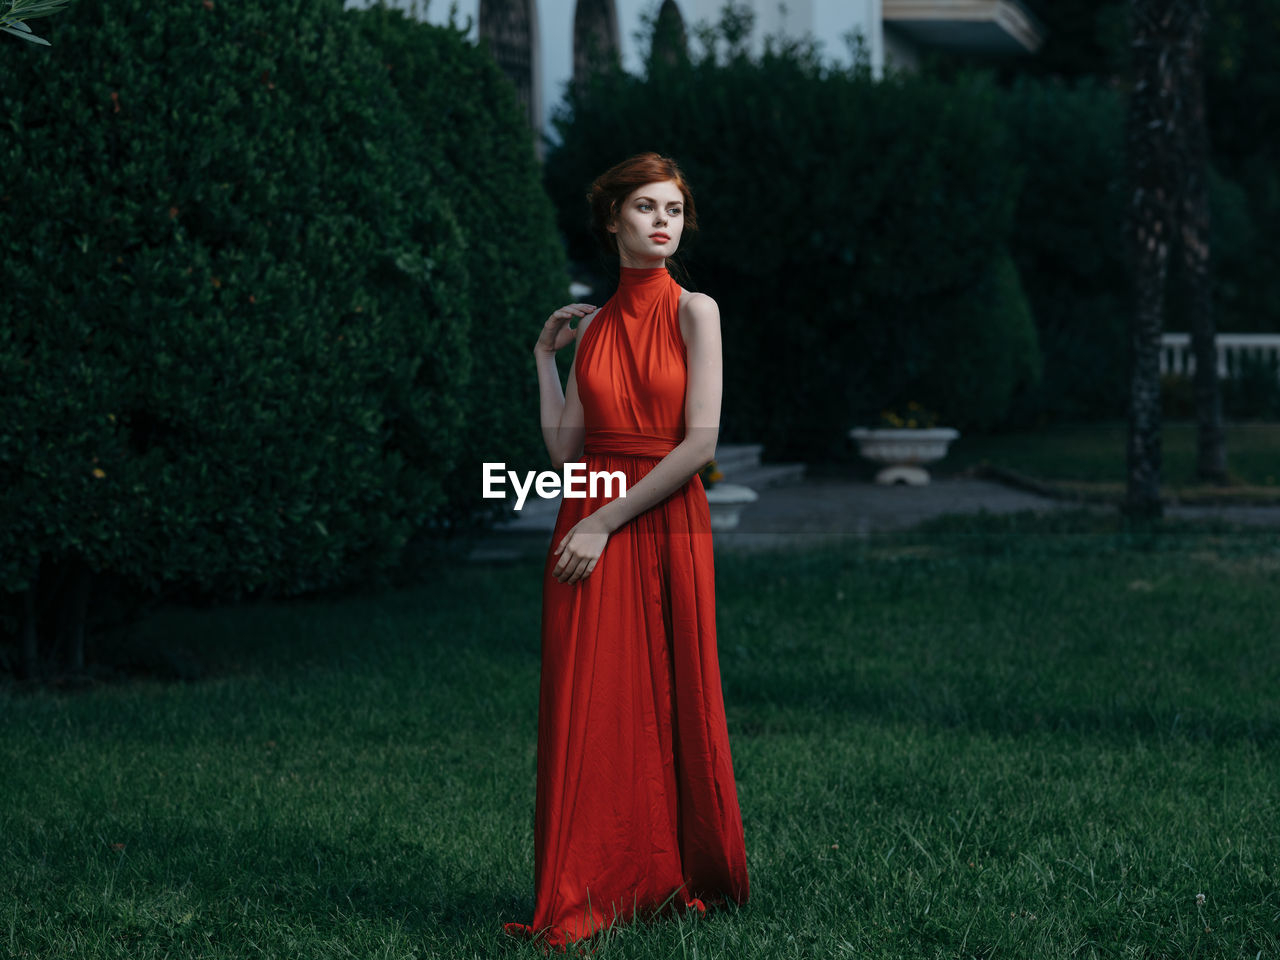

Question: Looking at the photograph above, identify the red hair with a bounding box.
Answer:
[586,152,698,257]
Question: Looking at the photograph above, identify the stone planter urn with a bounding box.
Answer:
[704,482,759,530]
[848,427,960,486]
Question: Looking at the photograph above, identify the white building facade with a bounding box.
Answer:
[345,0,1045,146]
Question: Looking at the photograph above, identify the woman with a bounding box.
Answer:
[503,152,750,949]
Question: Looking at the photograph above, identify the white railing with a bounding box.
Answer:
[1159,333,1280,379]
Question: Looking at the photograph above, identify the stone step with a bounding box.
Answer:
[709,444,808,490]
[709,442,764,475]
[726,461,808,490]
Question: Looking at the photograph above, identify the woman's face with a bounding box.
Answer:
[608,179,686,267]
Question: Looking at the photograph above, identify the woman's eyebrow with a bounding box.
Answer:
[634,197,682,205]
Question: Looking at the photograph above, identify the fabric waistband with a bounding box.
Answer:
[582,430,680,458]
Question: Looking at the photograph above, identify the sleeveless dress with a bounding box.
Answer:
[503,265,750,950]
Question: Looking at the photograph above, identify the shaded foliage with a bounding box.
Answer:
[938,0,1280,337]
[0,0,565,677]
[546,8,1041,458]
[349,4,569,540]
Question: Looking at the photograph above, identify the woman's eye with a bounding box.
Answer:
[668,208,682,216]
[639,203,652,211]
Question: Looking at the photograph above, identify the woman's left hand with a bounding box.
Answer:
[552,513,611,584]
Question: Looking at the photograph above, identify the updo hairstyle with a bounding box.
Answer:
[586,152,698,257]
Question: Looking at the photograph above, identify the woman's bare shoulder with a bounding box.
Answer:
[678,290,719,343]
[678,288,717,310]
[574,306,604,345]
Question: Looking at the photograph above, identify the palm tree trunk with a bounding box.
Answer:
[1177,1,1225,482]
[1124,0,1185,520]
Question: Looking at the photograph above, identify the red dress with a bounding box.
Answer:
[504,266,750,950]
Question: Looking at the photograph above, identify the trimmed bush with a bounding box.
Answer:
[545,9,1041,458]
[0,0,565,675]
[918,248,1043,433]
[999,75,1129,426]
[349,4,570,536]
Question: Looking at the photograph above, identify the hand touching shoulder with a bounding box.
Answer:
[575,306,603,346]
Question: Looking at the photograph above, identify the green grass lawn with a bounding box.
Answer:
[3,513,1278,959]
[937,420,1280,503]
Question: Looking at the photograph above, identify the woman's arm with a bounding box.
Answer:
[534,304,597,470]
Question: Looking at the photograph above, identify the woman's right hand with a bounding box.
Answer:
[534,303,597,356]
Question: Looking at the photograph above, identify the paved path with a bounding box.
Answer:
[710,476,1091,553]
[710,475,1280,553]
[466,474,1280,562]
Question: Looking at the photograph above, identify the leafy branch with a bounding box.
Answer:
[2,0,73,47]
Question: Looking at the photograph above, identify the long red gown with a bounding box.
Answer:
[504,265,750,950]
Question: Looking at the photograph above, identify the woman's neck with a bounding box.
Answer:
[618,252,667,271]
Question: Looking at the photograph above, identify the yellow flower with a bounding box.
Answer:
[92,467,106,479]
[877,401,940,429]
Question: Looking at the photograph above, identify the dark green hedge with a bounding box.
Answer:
[0,0,565,673]
[549,8,1266,448]
[350,4,570,536]
[545,12,1042,459]
[999,75,1130,426]
[999,75,1259,427]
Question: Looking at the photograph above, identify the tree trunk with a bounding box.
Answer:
[21,582,39,681]
[61,559,94,676]
[1176,1,1225,482]
[1124,0,1196,520]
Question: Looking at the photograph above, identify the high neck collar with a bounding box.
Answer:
[617,265,671,289]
